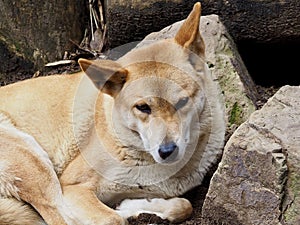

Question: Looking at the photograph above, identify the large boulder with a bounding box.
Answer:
[136,15,258,132]
[202,85,300,225]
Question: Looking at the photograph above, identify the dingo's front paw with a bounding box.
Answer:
[115,197,192,223]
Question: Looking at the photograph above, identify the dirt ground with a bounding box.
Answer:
[0,61,277,225]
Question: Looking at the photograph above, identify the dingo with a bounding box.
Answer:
[0,2,225,224]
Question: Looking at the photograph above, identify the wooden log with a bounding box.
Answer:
[0,1,88,72]
[105,0,300,48]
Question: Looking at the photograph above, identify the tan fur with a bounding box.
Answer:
[0,2,225,225]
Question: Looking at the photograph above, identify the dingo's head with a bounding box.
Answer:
[79,2,207,164]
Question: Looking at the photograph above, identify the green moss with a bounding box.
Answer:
[283,171,300,224]
[229,102,243,125]
[214,55,256,126]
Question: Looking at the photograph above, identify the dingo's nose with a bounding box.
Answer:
[158,142,178,160]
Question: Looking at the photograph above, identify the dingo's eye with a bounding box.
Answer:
[175,97,189,110]
[135,104,151,114]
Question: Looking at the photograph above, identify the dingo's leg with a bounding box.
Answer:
[116,197,193,222]
[60,155,127,225]
[63,184,127,225]
[0,126,78,225]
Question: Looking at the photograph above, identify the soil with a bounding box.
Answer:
[0,60,277,225]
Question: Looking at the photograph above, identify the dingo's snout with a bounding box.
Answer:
[158,141,178,160]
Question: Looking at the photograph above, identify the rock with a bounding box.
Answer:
[136,15,258,132]
[202,85,300,225]
[106,0,300,48]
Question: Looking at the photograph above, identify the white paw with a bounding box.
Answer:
[115,198,192,222]
[115,199,142,219]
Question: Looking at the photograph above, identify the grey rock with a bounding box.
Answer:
[202,85,300,225]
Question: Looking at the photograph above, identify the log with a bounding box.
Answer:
[0,1,88,74]
[106,0,300,48]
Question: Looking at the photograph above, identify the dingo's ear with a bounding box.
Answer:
[175,2,205,57]
[79,58,128,97]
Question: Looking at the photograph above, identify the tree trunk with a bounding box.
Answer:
[105,0,300,48]
[0,0,88,78]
